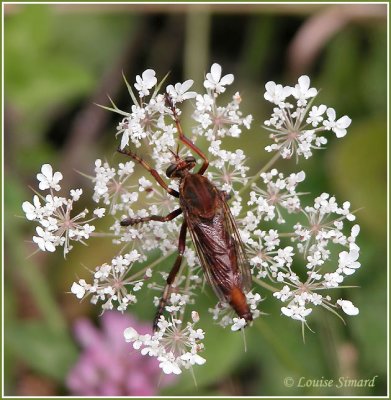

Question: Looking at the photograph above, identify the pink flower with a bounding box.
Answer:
[66,312,174,396]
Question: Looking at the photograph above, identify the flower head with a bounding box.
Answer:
[22,169,101,256]
[134,69,157,97]
[124,313,206,375]
[166,80,197,102]
[323,108,352,138]
[290,75,317,107]
[36,164,63,191]
[204,63,234,94]
[22,65,361,372]
[247,169,305,224]
[264,81,292,107]
[71,251,146,312]
[263,76,351,160]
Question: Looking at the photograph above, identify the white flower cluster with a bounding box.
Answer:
[246,169,306,224]
[92,159,137,214]
[242,172,361,324]
[22,164,103,256]
[124,309,205,375]
[71,250,145,312]
[263,75,352,160]
[22,65,361,376]
[269,194,361,323]
[245,229,294,280]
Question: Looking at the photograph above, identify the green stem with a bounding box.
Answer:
[252,276,279,293]
[184,8,211,93]
[238,152,281,197]
[129,250,176,281]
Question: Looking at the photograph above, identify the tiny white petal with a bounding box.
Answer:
[124,327,138,341]
[71,282,85,299]
[337,299,359,316]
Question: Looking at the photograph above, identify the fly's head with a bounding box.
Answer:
[165,155,196,179]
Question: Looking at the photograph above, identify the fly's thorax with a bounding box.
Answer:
[180,174,220,219]
[165,156,196,178]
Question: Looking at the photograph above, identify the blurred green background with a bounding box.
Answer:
[4,3,387,397]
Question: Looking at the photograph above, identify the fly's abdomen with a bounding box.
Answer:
[191,213,245,298]
[229,286,253,322]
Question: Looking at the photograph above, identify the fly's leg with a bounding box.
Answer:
[117,147,179,198]
[153,221,187,331]
[120,208,182,226]
[165,95,209,175]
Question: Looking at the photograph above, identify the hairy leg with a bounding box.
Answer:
[153,221,187,331]
[165,95,209,175]
[117,147,179,197]
[120,208,182,226]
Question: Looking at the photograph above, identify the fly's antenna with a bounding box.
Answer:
[168,143,182,161]
[168,147,180,161]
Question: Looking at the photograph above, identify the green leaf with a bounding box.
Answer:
[153,71,170,98]
[96,97,130,117]
[5,321,78,382]
[122,71,139,106]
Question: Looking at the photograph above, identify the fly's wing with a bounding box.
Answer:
[221,199,253,293]
[186,216,227,303]
[185,198,252,304]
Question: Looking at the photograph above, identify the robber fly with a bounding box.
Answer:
[118,95,253,331]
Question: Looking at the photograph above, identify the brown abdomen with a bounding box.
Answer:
[229,286,253,322]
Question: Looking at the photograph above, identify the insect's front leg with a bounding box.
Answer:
[153,221,187,331]
[117,147,179,198]
[165,95,209,175]
[220,190,231,202]
[120,208,182,226]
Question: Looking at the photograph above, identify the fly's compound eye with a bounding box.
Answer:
[185,156,196,164]
[166,163,177,178]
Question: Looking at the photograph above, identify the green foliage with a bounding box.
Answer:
[5,321,78,382]
[5,6,93,119]
[4,3,387,396]
[4,4,131,146]
[328,118,387,239]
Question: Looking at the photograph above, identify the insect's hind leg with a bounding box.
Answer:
[120,208,182,226]
[153,221,187,331]
[117,147,179,198]
[165,95,209,175]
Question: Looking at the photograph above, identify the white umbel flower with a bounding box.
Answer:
[204,63,234,94]
[134,69,157,97]
[323,108,352,138]
[166,80,197,102]
[37,164,63,191]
